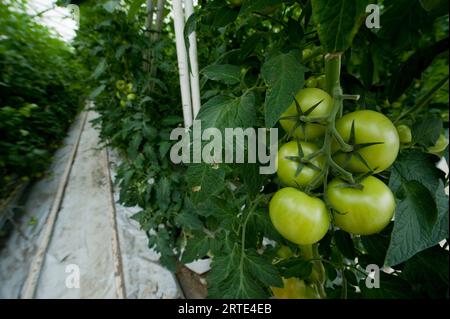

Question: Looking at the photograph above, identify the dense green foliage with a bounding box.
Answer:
[75,0,448,299]
[0,1,86,197]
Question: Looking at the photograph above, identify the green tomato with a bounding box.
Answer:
[115,80,126,91]
[276,141,324,188]
[316,75,326,89]
[127,93,136,101]
[120,100,126,107]
[302,48,313,60]
[396,125,412,144]
[333,110,400,173]
[305,76,317,88]
[327,176,395,235]
[126,83,133,92]
[271,277,319,299]
[279,88,333,140]
[397,94,407,102]
[428,134,449,155]
[226,0,242,7]
[276,245,294,259]
[269,187,330,245]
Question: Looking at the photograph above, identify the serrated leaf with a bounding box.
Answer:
[186,163,226,204]
[311,0,370,53]
[208,246,281,298]
[385,180,448,266]
[197,91,256,131]
[262,50,305,127]
[334,230,356,259]
[239,162,265,197]
[245,251,283,287]
[389,150,443,194]
[174,211,204,231]
[155,176,171,211]
[181,232,212,264]
[412,116,443,147]
[201,64,241,85]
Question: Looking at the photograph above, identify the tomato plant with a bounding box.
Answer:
[75,0,449,299]
[0,1,86,221]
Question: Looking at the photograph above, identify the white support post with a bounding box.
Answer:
[184,0,201,120]
[173,0,193,128]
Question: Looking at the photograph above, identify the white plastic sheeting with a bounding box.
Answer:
[0,111,180,299]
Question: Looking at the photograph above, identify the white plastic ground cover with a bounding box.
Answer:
[0,110,180,299]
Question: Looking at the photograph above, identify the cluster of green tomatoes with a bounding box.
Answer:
[267,85,403,297]
[115,80,136,107]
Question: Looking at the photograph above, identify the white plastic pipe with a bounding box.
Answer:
[144,0,154,72]
[173,0,193,127]
[184,0,201,119]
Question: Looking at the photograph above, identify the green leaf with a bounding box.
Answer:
[412,116,443,147]
[311,0,370,53]
[261,50,305,127]
[334,230,356,259]
[181,231,212,264]
[174,211,204,231]
[245,250,283,288]
[201,64,241,85]
[127,0,145,19]
[155,176,171,211]
[208,245,281,298]
[389,150,444,194]
[186,163,226,204]
[379,0,433,49]
[197,92,256,130]
[360,223,393,267]
[115,44,129,60]
[90,58,107,79]
[360,272,414,298]
[402,180,438,227]
[238,163,265,197]
[276,257,313,280]
[401,245,449,298]
[212,5,239,28]
[88,84,105,99]
[385,180,447,266]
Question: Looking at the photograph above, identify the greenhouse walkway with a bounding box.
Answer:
[0,108,181,299]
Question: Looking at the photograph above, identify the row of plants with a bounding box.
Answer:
[76,0,449,298]
[0,1,86,230]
